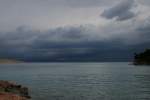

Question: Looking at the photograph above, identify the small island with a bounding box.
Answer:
[134,49,150,65]
[0,80,31,100]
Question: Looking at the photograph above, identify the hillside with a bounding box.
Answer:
[134,49,150,65]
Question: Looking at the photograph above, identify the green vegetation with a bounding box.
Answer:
[134,49,150,65]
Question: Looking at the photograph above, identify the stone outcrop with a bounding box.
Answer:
[0,81,31,100]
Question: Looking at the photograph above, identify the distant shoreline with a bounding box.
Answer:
[0,59,131,64]
[0,61,130,64]
[0,59,24,64]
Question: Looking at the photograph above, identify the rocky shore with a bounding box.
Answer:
[0,80,31,100]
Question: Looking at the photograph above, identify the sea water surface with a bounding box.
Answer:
[0,62,150,100]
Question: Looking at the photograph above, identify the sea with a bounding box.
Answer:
[0,62,150,100]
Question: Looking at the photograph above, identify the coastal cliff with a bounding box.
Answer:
[134,49,150,65]
[0,81,31,100]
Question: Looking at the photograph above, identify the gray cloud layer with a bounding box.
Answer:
[0,0,150,61]
[101,0,136,21]
[0,0,149,31]
[0,16,150,61]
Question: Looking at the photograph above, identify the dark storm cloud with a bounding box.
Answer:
[138,0,150,5]
[0,25,91,61]
[0,18,150,61]
[101,0,136,21]
[0,0,150,62]
[134,18,150,43]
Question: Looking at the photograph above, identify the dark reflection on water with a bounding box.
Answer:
[0,62,150,100]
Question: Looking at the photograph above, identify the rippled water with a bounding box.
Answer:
[0,62,150,100]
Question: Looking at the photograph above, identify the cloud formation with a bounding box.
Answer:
[101,0,136,21]
[0,16,150,62]
[0,0,150,61]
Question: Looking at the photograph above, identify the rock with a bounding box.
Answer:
[0,93,27,100]
[0,80,31,100]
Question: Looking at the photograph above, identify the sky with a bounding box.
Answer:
[0,0,150,62]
